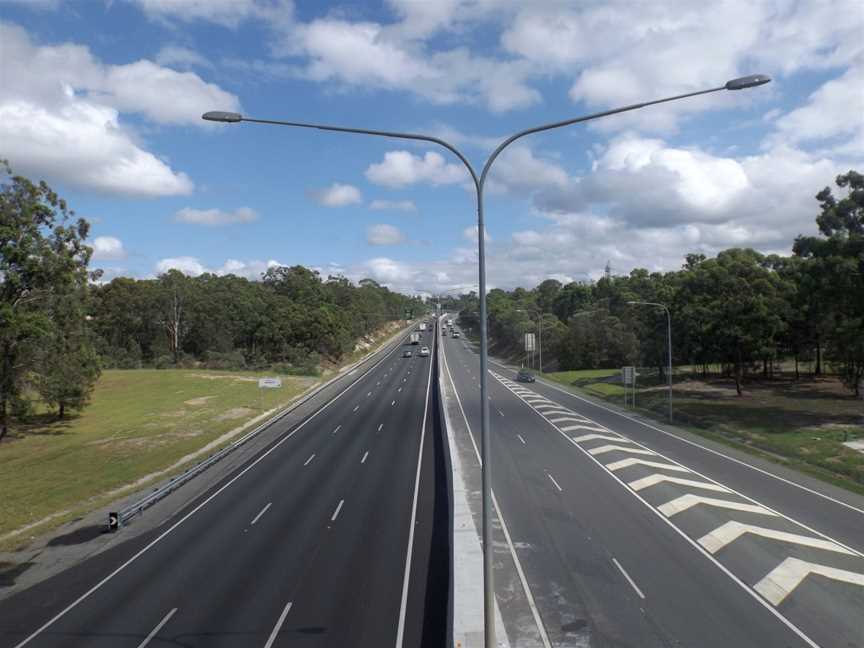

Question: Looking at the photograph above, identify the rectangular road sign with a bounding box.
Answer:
[524,333,536,352]
[258,377,282,389]
[622,366,635,384]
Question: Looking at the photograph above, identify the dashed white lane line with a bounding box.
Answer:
[398,386,403,392]
[755,557,864,605]
[629,474,731,494]
[498,409,505,417]
[378,423,384,432]
[606,457,690,473]
[377,381,381,386]
[517,434,526,445]
[353,405,360,412]
[612,558,645,600]
[331,499,345,522]
[391,399,397,406]
[367,391,372,397]
[332,425,342,434]
[699,521,856,556]
[136,608,177,648]
[659,494,777,518]
[250,502,272,525]
[304,453,315,466]
[588,444,656,457]
[361,450,369,464]
[264,601,293,648]
[547,472,563,492]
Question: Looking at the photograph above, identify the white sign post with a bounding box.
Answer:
[258,377,282,410]
[622,366,637,407]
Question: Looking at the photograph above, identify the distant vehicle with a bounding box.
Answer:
[403,350,413,358]
[448,319,453,325]
[516,369,535,382]
[419,323,426,331]
[409,332,420,345]
[419,346,430,357]
[452,332,460,338]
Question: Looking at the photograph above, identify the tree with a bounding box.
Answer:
[0,162,94,440]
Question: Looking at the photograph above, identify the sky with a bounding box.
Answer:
[1,0,862,297]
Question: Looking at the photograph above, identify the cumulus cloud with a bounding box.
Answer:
[369,199,417,212]
[365,150,466,188]
[155,45,212,69]
[463,225,491,243]
[155,257,284,279]
[174,207,258,226]
[91,236,127,261]
[308,183,363,207]
[131,0,287,27]
[366,224,406,246]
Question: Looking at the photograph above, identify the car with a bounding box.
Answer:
[419,346,430,357]
[452,332,460,338]
[402,350,413,358]
[516,369,535,382]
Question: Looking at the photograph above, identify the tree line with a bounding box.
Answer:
[0,164,422,440]
[456,171,864,397]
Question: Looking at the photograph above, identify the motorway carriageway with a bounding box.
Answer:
[441,323,864,648]
[0,326,442,648]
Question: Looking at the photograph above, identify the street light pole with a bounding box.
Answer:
[628,301,673,423]
[202,72,768,648]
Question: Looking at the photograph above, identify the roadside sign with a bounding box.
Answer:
[622,366,635,384]
[524,333,536,352]
[108,512,119,532]
[258,377,282,389]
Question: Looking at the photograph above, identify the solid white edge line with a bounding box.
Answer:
[440,333,552,648]
[304,453,315,466]
[135,607,177,648]
[611,558,645,600]
[492,374,821,648]
[263,601,293,648]
[394,320,436,648]
[513,361,864,519]
[11,328,410,648]
[251,502,272,526]
[331,499,344,522]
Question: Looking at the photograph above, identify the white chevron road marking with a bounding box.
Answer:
[699,521,857,556]
[589,444,656,456]
[572,433,626,443]
[659,494,777,518]
[606,458,690,473]
[754,557,864,605]
[628,474,731,494]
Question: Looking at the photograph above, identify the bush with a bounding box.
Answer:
[202,350,247,371]
[154,355,174,369]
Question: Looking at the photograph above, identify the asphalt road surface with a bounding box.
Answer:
[0,326,442,648]
[441,320,864,648]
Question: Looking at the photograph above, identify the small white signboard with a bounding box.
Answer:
[258,377,282,389]
[524,333,536,352]
[622,366,635,384]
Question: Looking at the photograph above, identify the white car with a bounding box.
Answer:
[419,346,430,357]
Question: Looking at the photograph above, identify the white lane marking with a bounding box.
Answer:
[517,434,526,445]
[440,337,551,647]
[498,409,505,417]
[547,473,563,492]
[361,451,369,464]
[251,502,272,526]
[754,557,864,606]
[612,558,645,600]
[549,417,591,425]
[378,423,384,432]
[403,377,407,382]
[10,329,409,648]
[699,521,856,556]
[347,369,357,376]
[333,425,342,434]
[489,373,821,648]
[398,387,402,392]
[353,405,360,412]
[264,601,293,648]
[391,400,396,406]
[629,474,731,494]
[588,444,655,457]
[304,453,315,466]
[377,381,381,386]
[520,363,864,519]
[395,325,436,648]
[562,424,607,433]
[331,499,345,522]
[606,457,691,473]
[367,391,372,397]
[535,404,564,411]
[135,608,177,648]
[659,494,777,518]
[572,433,625,443]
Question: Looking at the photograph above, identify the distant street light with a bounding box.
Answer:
[202,72,769,648]
[628,301,673,423]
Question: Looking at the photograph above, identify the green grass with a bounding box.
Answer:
[545,369,864,495]
[0,369,316,547]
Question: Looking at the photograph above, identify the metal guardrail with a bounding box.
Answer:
[108,324,414,531]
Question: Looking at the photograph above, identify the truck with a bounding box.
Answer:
[410,332,420,345]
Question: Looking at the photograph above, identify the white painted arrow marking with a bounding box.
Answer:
[606,458,690,473]
[628,474,731,493]
[699,521,856,555]
[659,494,776,517]
[754,556,864,605]
[589,444,656,457]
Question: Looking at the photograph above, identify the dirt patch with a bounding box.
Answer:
[187,373,258,382]
[184,396,213,406]
[217,407,255,421]
[674,379,737,396]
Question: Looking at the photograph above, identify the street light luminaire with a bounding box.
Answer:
[202,111,243,123]
[725,74,771,90]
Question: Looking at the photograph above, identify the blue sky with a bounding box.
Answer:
[1,0,862,296]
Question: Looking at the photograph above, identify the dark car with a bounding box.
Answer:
[403,350,413,358]
[516,369,535,382]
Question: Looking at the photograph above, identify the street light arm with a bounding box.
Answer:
[227,116,482,193]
